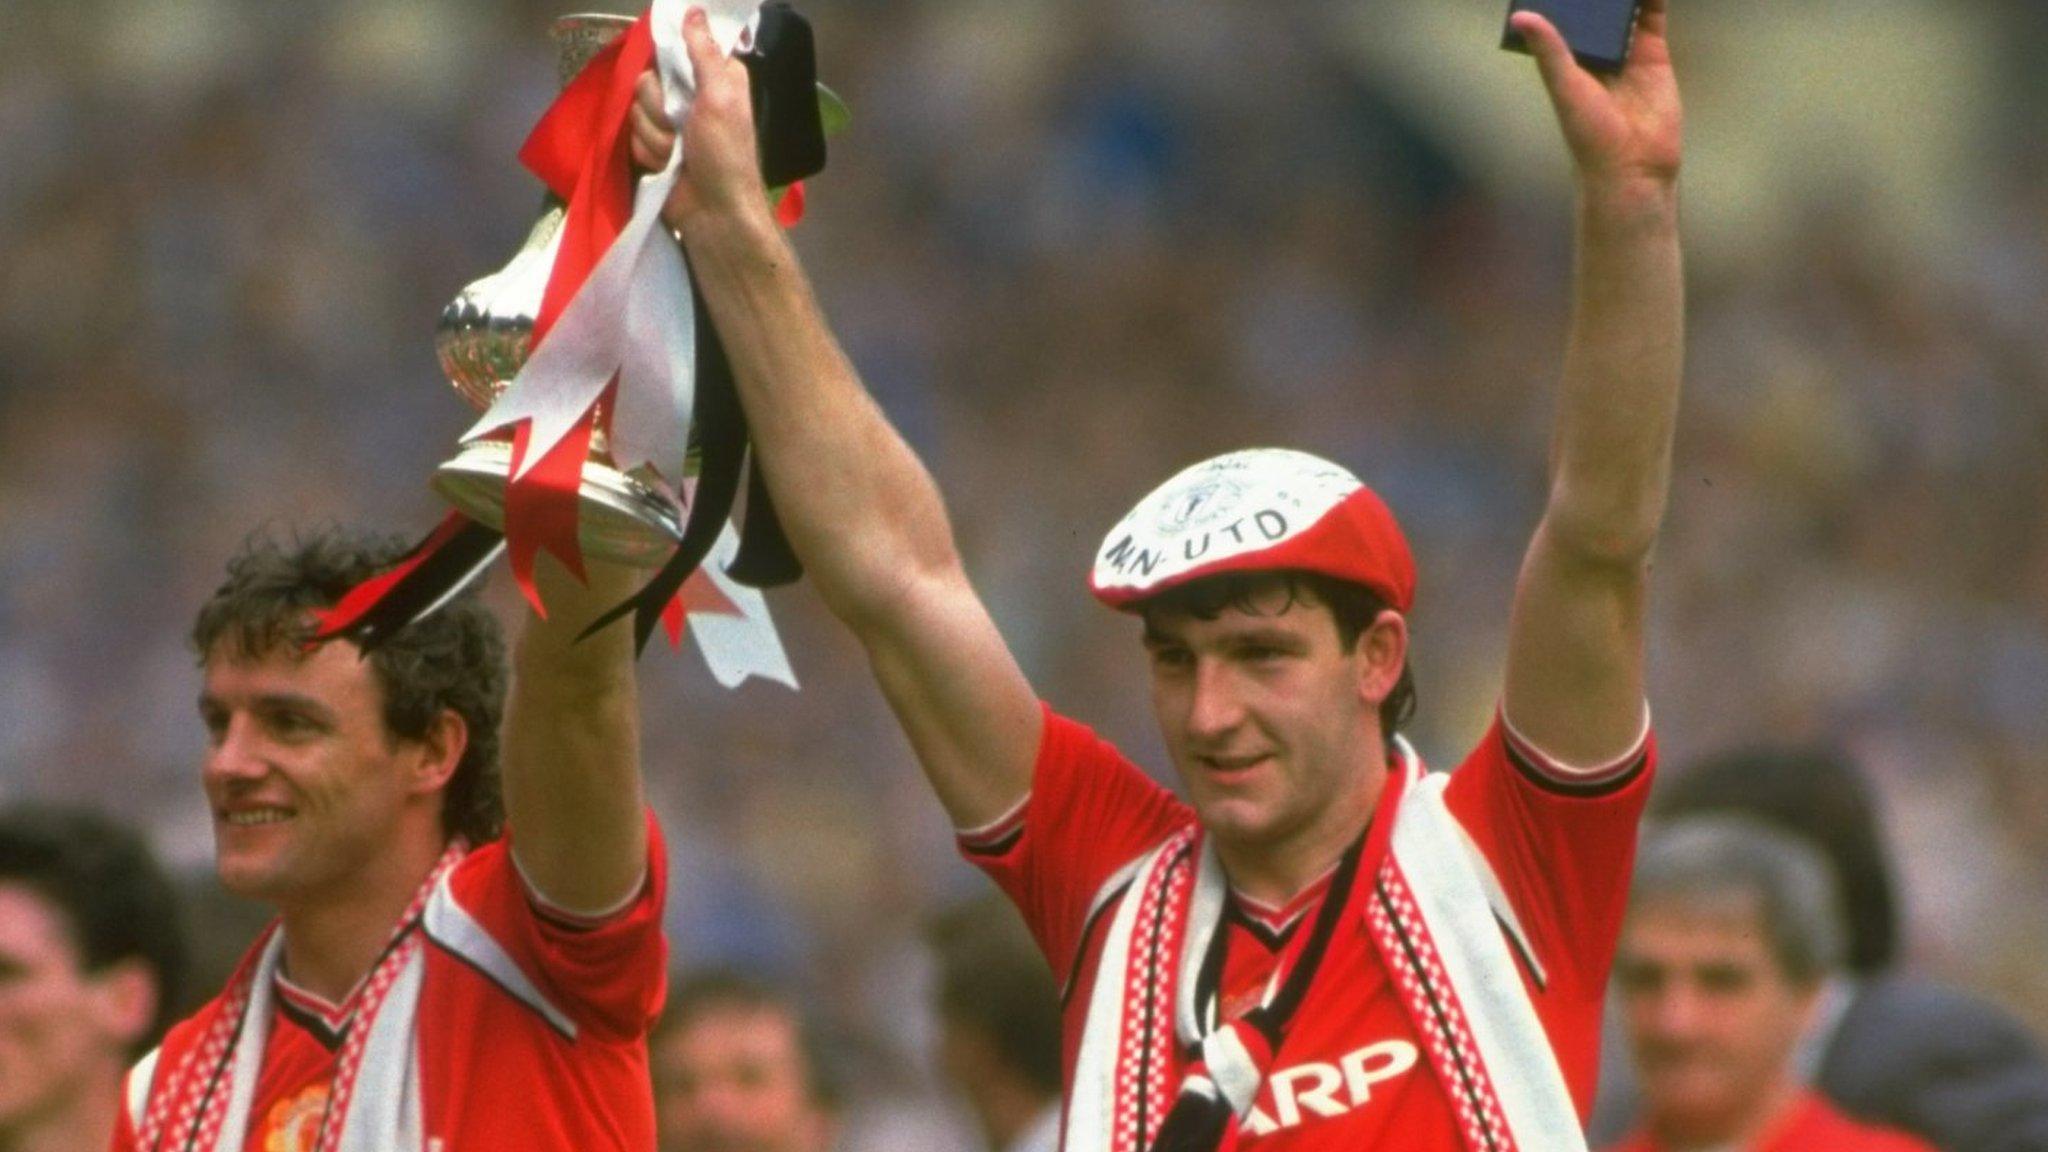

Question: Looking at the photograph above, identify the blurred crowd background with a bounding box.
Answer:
[3,0,2045,1144]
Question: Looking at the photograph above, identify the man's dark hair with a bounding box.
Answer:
[0,804,189,1051]
[928,900,1062,1097]
[190,527,508,845]
[1137,569,1417,742]
[659,969,843,1109]
[1654,745,1897,974]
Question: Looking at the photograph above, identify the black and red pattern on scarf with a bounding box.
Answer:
[136,842,467,1152]
[1111,829,1198,1151]
[1367,861,1521,1152]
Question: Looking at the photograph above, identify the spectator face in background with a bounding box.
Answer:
[0,882,159,1140]
[652,976,835,1152]
[1652,745,1897,975]
[928,897,1063,1152]
[0,804,185,1149]
[1616,893,1817,1144]
[1615,818,1846,1149]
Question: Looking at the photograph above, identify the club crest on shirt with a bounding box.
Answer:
[261,1084,329,1152]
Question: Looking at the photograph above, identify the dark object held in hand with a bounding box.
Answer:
[1501,0,1644,75]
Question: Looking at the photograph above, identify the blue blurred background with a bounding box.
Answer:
[3,0,2045,1143]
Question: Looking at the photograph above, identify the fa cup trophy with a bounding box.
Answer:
[433,14,683,568]
[317,2,834,668]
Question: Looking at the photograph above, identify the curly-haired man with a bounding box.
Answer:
[115,531,665,1152]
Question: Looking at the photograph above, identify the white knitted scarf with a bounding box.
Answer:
[129,844,464,1152]
[1064,745,1589,1152]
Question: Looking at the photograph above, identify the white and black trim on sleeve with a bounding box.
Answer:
[955,793,1030,859]
[510,848,650,931]
[421,875,580,1040]
[1499,704,1651,798]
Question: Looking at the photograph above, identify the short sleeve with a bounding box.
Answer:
[958,703,1190,981]
[444,810,670,1043]
[1443,711,1655,1113]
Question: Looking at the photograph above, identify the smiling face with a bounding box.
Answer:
[1141,580,1404,879]
[198,639,451,909]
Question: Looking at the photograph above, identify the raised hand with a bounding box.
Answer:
[1509,0,1681,197]
[1497,1,1683,768]
[628,7,769,236]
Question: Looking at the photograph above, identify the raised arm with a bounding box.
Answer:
[500,559,647,913]
[625,8,1039,828]
[1501,0,1684,766]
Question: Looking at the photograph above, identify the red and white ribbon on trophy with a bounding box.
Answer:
[318,0,815,689]
[482,0,748,606]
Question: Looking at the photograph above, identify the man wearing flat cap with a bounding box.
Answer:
[631,0,1685,1146]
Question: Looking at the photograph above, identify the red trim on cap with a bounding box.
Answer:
[1091,485,1416,613]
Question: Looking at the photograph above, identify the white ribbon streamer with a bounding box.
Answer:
[689,521,798,689]
[462,0,762,488]
[452,0,797,691]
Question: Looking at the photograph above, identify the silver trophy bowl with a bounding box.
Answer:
[431,14,685,568]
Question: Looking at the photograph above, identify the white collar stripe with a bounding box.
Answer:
[421,876,578,1041]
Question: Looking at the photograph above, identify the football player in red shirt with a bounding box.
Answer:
[633,1,1683,1147]
[115,534,667,1152]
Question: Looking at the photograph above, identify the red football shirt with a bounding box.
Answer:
[960,705,1652,1149]
[1606,1089,1939,1152]
[114,815,669,1152]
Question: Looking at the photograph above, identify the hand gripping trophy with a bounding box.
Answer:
[318,0,843,686]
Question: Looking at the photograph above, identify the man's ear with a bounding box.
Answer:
[1356,609,1409,707]
[89,958,162,1050]
[408,708,469,796]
